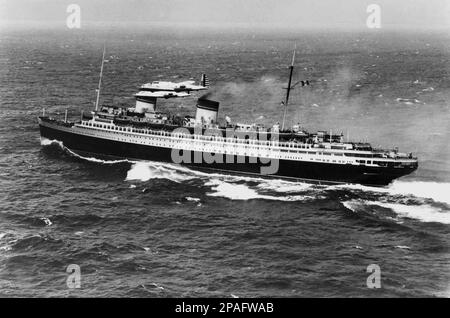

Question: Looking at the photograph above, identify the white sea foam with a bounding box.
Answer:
[125,161,196,183]
[40,217,52,226]
[332,180,450,205]
[150,283,164,291]
[185,197,201,202]
[375,201,450,224]
[40,137,63,147]
[0,233,12,252]
[256,179,314,193]
[126,160,228,182]
[395,245,411,250]
[206,180,261,200]
[205,179,309,201]
[388,181,450,205]
[0,245,12,252]
[66,148,131,164]
[342,200,361,213]
[342,199,450,224]
[396,98,421,105]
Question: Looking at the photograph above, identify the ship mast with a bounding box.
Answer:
[281,49,296,131]
[95,45,106,112]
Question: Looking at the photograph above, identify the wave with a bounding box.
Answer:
[0,233,64,253]
[67,149,131,164]
[40,217,52,226]
[125,161,197,183]
[205,179,313,201]
[396,98,421,105]
[388,181,450,205]
[0,233,10,251]
[395,245,411,250]
[40,137,63,147]
[342,199,450,225]
[256,179,315,194]
[332,180,450,205]
[342,200,362,213]
[375,201,450,224]
[0,245,12,252]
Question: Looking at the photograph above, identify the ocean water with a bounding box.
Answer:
[0,26,449,297]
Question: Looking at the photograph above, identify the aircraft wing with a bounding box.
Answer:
[135,91,191,98]
[140,74,209,92]
[178,84,208,91]
[178,80,196,85]
[174,82,208,92]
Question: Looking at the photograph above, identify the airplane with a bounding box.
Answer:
[140,74,210,93]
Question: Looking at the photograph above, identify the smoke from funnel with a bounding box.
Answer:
[200,92,213,100]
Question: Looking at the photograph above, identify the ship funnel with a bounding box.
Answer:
[135,93,156,113]
[195,97,219,125]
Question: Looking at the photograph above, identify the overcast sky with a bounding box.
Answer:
[0,0,449,29]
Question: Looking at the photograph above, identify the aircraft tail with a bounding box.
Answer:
[201,74,210,88]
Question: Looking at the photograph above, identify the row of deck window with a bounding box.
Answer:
[356,160,401,167]
[82,123,394,163]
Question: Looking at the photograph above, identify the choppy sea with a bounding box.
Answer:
[0,25,449,297]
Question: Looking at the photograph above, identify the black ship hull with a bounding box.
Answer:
[39,123,416,186]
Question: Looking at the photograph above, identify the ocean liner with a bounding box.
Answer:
[38,48,418,186]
